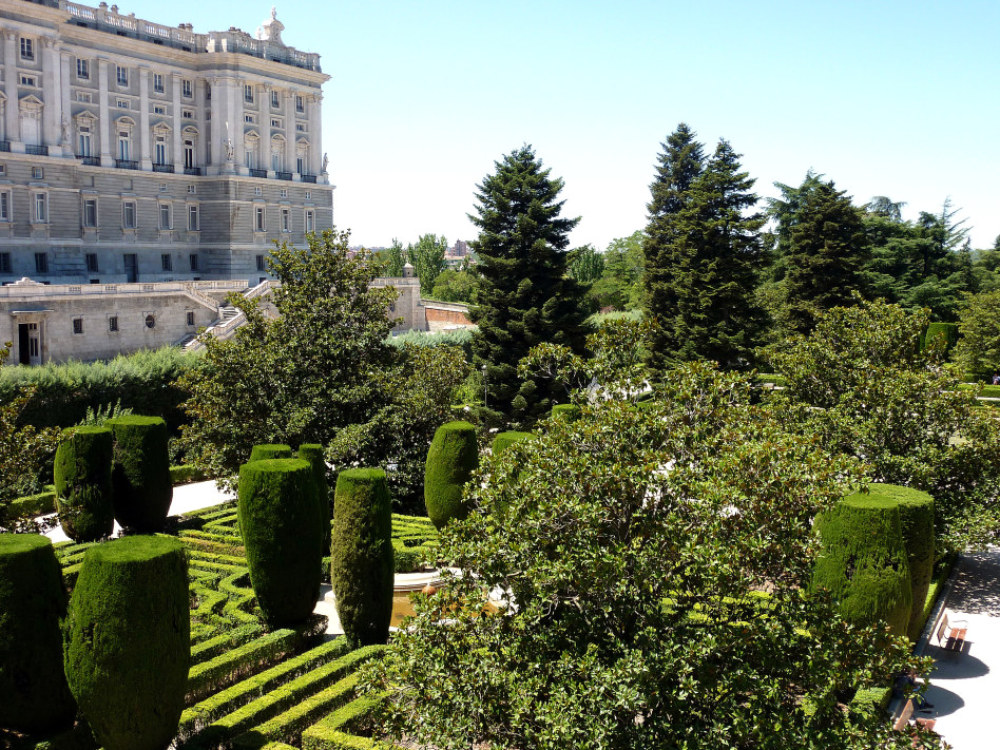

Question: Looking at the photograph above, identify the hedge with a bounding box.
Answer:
[238,459,322,627]
[53,426,115,542]
[332,469,394,647]
[64,535,190,750]
[0,534,76,733]
[301,692,402,750]
[4,487,56,524]
[424,421,478,530]
[812,494,912,638]
[298,444,331,551]
[491,431,536,455]
[171,464,209,485]
[922,322,959,353]
[107,416,173,532]
[551,404,582,422]
[250,444,294,462]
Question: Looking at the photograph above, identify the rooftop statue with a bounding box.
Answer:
[257,7,285,44]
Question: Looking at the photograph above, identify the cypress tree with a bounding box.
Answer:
[469,145,586,427]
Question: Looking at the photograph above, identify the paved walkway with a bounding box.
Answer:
[919,550,1000,749]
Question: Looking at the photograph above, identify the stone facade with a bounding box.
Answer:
[0,1,333,287]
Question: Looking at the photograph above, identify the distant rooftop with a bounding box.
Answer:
[21,1,322,72]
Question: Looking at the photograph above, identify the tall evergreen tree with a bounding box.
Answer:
[469,145,585,427]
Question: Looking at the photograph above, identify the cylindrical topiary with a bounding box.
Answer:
[0,534,76,733]
[424,421,479,530]
[867,483,935,641]
[492,431,536,455]
[813,494,912,637]
[332,468,394,647]
[249,444,293,462]
[238,458,322,626]
[922,322,959,354]
[54,426,115,542]
[298,443,331,550]
[106,416,172,532]
[63,535,189,750]
[551,403,582,422]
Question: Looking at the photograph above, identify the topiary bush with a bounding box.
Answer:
[551,403,582,422]
[492,431,536,455]
[812,494,912,637]
[424,421,479,530]
[332,468,394,646]
[867,483,935,641]
[54,426,115,542]
[106,416,172,532]
[298,443,331,550]
[63,535,189,750]
[0,534,76,733]
[922,322,959,354]
[249,444,293,462]
[238,458,322,626]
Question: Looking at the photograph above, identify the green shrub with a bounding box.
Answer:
[106,416,173,532]
[5,487,56,524]
[250,444,294,462]
[491,431,536,455]
[424,421,478,530]
[551,404,582,422]
[922,322,959,353]
[867,483,935,641]
[54,426,115,542]
[238,459,322,626]
[0,534,76,733]
[170,464,209,485]
[332,469,394,646]
[812,494,912,637]
[299,443,332,550]
[63,535,190,750]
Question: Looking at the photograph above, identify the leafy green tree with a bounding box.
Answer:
[590,231,645,310]
[567,244,605,285]
[953,289,1000,381]
[468,145,586,427]
[380,238,407,278]
[363,358,939,750]
[430,268,479,304]
[409,233,448,291]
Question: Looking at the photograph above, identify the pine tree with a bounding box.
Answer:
[469,145,585,427]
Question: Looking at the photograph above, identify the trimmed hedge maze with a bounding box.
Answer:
[8,502,437,750]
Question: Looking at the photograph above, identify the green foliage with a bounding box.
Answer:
[331,469,394,647]
[170,464,209,485]
[550,403,581,422]
[469,145,587,427]
[491,431,535,455]
[298,443,331,549]
[54,426,114,542]
[250,444,294,462]
[953,289,1000,380]
[423,421,478,530]
[364,360,937,749]
[812,494,913,637]
[429,268,479,304]
[377,239,407,278]
[238,459,323,627]
[63,535,190,750]
[386,328,473,360]
[107,415,173,533]
[0,534,75,732]
[589,231,645,310]
[567,244,605,286]
[922,322,959,353]
[76,400,134,426]
[408,234,448,292]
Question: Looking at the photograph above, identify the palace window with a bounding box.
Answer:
[187,204,199,231]
[76,58,89,79]
[254,206,265,232]
[83,199,98,228]
[108,316,119,332]
[182,79,193,98]
[244,84,254,103]
[305,210,314,233]
[161,253,172,271]
[281,208,290,232]
[295,95,304,113]
[0,252,10,273]
[85,253,98,272]
[116,65,128,86]
[33,193,48,223]
[122,200,136,229]
[189,253,199,271]
[154,136,168,166]
[19,37,33,61]
[186,311,195,326]
[34,252,48,273]
[159,204,172,230]
[73,318,84,334]
[271,90,280,108]
[77,125,92,157]
[19,75,37,87]
[0,191,10,222]
[153,73,164,93]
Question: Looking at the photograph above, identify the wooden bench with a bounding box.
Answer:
[935,612,969,652]
[893,697,936,732]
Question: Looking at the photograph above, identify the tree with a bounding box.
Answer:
[380,238,407,278]
[430,268,479,304]
[363,358,939,750]
[408,233,448,292]
[468,145,586,427]
[953,289,1000,380]
[567,244,605,285]
[590,231,645,310]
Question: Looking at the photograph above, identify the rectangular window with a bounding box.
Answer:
[153,73,164,93]
[0,252,10,273]
[76,91,93,103]
[153,105,166,115]
[83,199,98,228]
[34,253,48,273]
[184,140,195,169]
[122,201,136,229]
[189,253,199,271]
[296,156,305,174]
[244,114,256,124]
[32,166,43,180]
[108,316,118,332]
[19,74,36,87]
[72,318,84,335]
[295,95,304,113]
[187,205,199,230]
[0,192,10,222]
[296,123,306,132]
[271,118,282,128]
[19,37,33,60]
[280,188,288,199]
[187,184,196,195]
[116,65,128,86]
[305,210,314,233]
[159,204,171,229]
[271,90,279,108]
[244,84,254,103]
[116,99,130,110]
[78,127,92,157]
[281,208,290,232]
[85,253,98,272]
[34,193,47,223]
[254,206,265,231]
[256,254,265,272]
[182,79,193,98]
[182,108,194,119]
[161,253,172,271]
[76,58,89,79]
[117,133,130,161]
[186,311,195,326]
[154,139,167,165]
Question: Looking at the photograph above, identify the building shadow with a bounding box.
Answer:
[948,552,1000,616]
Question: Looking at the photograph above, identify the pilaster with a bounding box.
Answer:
[284,88,296,176]
[195,78,207,167]
[41,38,61,152]
[171,73,181,169]
[138,66,151,169]
[59,50,72,155]
[98,58,112,166]
[233,79,245,173]
[3,31,19,147]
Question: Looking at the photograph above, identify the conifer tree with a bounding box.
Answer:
[469,145,585,427]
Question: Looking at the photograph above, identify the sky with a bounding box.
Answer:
[117,1,1000,251]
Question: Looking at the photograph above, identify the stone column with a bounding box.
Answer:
[138,66,151,169]
[310,93,323,176]
[40,38,61,151]
[2,31,18,147]
[195,78,207,167]
[171,73,181,169]
[59,50,72,155]
[233,79,244,172]
[98,58,112,166]
[284,89,296,177]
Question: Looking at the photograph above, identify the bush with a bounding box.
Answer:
[238,458,323,626]
[867,483,935,641]
[299,443,332,550]
[0,534,76,732]
[551,403,582,422]
[332,469,394,646]
[813,494,913,637]
[250,444,294,462]
[63,535,189,750]
[492,431,536,455]
[54,426,115,542]
[106,416,173,533]
[424,421,478,530]
[922,322,959,353]
[5,488,56,523]
[170,464,208,485]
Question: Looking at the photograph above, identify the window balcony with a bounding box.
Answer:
[152,163,175,173]
[116,159,139,170]
[0,140,10,153]
[275,170,293,181]
[78,155,100,166]
[249,167,268,179]
[300,174,317,184]
[25,144,48,156]
[183,166,203,176]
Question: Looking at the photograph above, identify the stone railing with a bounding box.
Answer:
[0,278,247,299]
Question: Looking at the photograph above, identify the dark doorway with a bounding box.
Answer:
[18,324,29,364]
[124,253,138,283]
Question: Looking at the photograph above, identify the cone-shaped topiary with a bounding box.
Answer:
[298,443,331,550]
[63,535,189,750]
[105,416,172,532]
[424,421,479,530]
[54,426,115,542]
[867,483,935,641]
[492,431,536,455]
[249,444,293,462]
[551,403,582,422]
[332,468,394,646]
[0,534,76,733]
[813,494,912,637]
[238,458,322,626]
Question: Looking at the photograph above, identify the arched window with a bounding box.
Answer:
[74,112,97,157]
[296,138,309,175]
[270,134,285,171]
[115,117,135,163]
[182,126,198,170]
[244,131,260,170]
[151,123,171,166]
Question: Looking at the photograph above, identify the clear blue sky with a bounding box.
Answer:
[121,1,1000,251]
